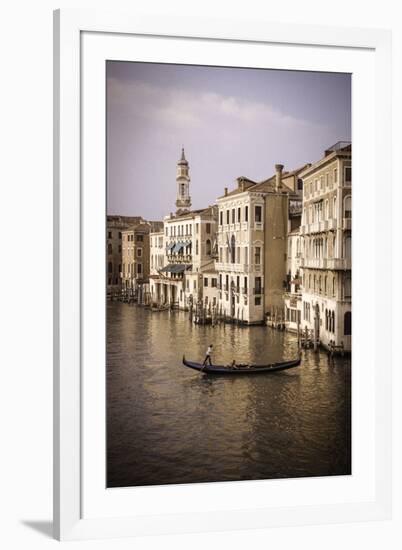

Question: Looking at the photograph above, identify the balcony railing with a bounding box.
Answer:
[301,257,351,270]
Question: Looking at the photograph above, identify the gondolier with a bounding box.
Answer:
[202,344,213,366]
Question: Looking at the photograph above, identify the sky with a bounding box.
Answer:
[106,62,351,220]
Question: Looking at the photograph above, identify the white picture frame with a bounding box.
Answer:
[53,8,392,541]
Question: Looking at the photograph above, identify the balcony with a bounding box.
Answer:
[326,258,351,270]
[254,221,263,231]
[301,257,351,270]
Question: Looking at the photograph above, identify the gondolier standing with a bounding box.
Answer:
[202,344,213,367]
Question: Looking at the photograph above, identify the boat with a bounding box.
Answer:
[182,355,301,375]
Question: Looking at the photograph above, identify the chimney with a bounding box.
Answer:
[224,187,228,196]
[275,164,284,191]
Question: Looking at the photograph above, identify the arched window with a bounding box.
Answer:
[325,309,328,330]
[108,262,113,274]
[331,311,335,333]
[344,196,352,219]
[206,239,211,255]
[344,311,352,335]
[231,235,236,263]
[332,277,336,297]
[324,275,327,295]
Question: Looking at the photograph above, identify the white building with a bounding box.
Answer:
[149,149,219,311]
[299,142,352,351]
[283,228,303,332]
[150,231,165,275]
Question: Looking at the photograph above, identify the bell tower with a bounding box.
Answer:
[175,148,191,215]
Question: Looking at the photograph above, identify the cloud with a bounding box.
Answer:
[107,77,324,136]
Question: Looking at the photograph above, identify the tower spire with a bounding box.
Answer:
[175,147,191,215]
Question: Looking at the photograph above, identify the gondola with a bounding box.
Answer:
[182,355,301,375]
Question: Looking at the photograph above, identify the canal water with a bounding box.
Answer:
[107,302,351,488]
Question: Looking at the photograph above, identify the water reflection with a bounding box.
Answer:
[107,302,351,487]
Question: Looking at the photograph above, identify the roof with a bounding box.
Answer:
[299,143,352,178]
[217,167,304,200]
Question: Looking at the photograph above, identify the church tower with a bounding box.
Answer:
[175,148,191,215]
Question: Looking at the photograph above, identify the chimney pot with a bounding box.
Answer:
[224,187,228,196]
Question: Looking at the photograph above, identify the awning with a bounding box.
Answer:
[166,242,175,252]
[160,264,192,273]
[172,242,184,254]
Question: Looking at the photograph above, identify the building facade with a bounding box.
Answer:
[150,231,165,275]
[121,224,151,302]
[149,150,219,312]
[299,142,352,351]
[106,215,143,293]
[216,164,307,324]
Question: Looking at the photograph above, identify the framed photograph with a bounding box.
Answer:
[54,9,392,541]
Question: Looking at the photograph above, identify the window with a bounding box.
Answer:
[244,246,248,265]
[211,278,217,288]
[108,262,112,273]
[206,223,211,234]
[344,311,352,335]
[118,245,121,253]
[345,236,352,259]
[245,206,248,222]
[108,231,112,239]
[334,168,338,183]
[220,211,223,225]
[255,297,261,306]
[226,210,229,224]
[255,277,262,293]
[255,205,262,223]
[137,248,142,257]
[254,246,261,265]
[196,240,199,255]
[206,239,211,255]
[136,234,143,242]
[344,275,351,298]
[297,178,303,190]
[344,196,352,218]
[237,207,241,222]
[204,278,208,287]
[232,209,235,224]
[345,166,352,185]
[196,224,199,234]
[230,235,236,263]
[107,243,112,255]
[193,280,197,290]
[118,232,122,239]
